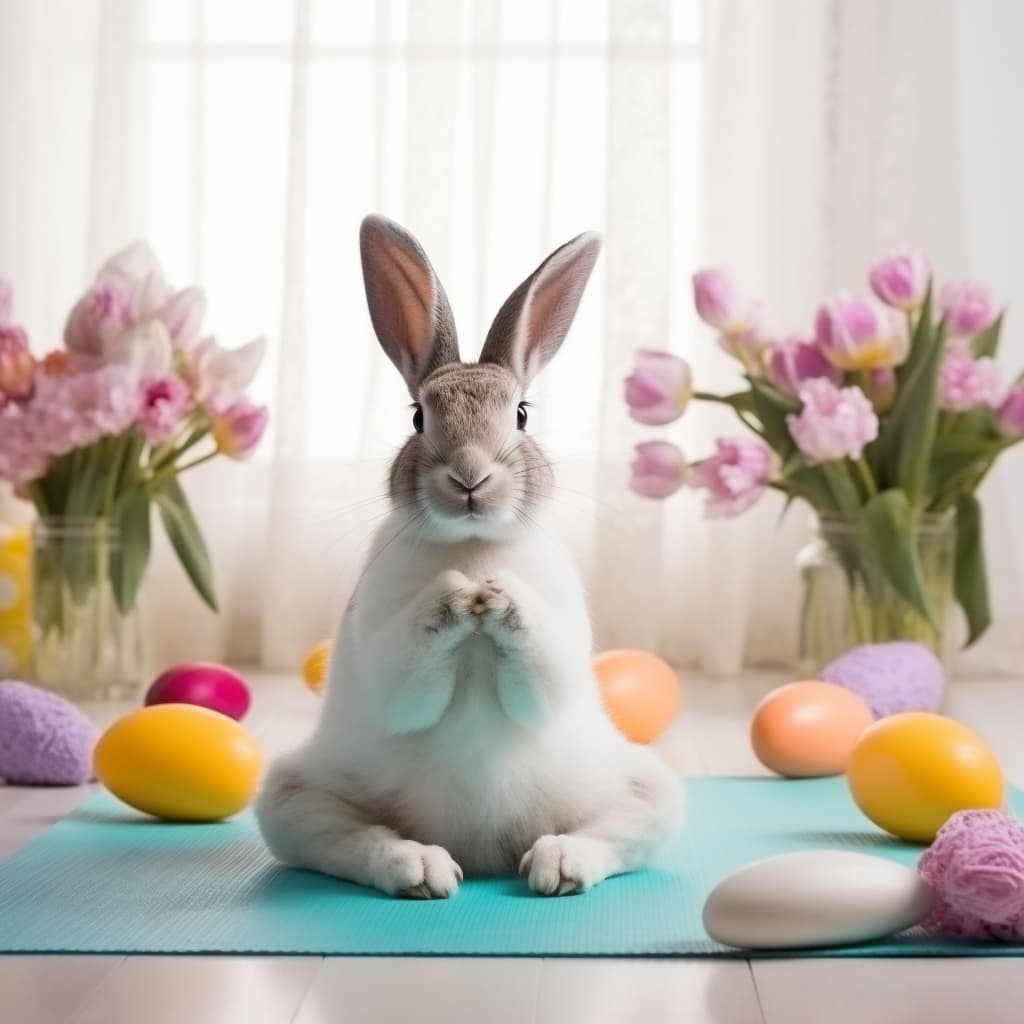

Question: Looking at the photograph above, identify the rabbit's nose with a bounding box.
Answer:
[446,448,492,495]
[446,470,492,494]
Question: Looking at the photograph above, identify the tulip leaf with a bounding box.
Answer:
[782,465,841,513]
[954,492,991,647]
[862,489,937,627]
[928,434,1010,506]
[747,377,799,457]
[877,311,945,504]
[155,478,219,611]
[895,281,934,390]
[971,312,1004,359]
[109,487,151,614]
[718,390,757,415]
[822,463,863,514]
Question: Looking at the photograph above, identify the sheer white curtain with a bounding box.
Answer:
[0,0,1016,675]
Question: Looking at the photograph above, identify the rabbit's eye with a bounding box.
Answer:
[516,402,528,430]
[412,404,424,433]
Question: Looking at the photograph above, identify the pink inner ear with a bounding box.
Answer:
[524,255,590,368]
[379,241,434,362]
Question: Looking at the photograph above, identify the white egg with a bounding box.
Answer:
[702,850,932,950]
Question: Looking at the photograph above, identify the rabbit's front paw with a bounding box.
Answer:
[375,839,463,899]
[471,577,523,633]
[425,570,478,636]
[519,834,612,896]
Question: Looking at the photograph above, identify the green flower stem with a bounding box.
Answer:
[146,447,218,493]
[176,450,219,475]
[852,457,878,500]
[101,436,130,519]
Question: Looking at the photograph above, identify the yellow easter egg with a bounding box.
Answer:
[302,638,332,693]
[94,704,263,822]
[0,526,32,673]
[847,712,1005,843]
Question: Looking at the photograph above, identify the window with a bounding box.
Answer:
[143,0,703,460]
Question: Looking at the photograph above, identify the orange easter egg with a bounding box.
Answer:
[751,680,875,778]
[593,649,682,744]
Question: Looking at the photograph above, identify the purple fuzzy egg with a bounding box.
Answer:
[918,809,1024,940]
[0,680,99,785]
[823,642,944,719]
[144,662,251,721]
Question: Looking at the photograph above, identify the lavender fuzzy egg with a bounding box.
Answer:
[145,662,251,721]
[823,642,944,719]
[0,680,98,785]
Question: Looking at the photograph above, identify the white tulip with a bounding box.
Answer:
[102,318,174,377]
[193,335,267,400]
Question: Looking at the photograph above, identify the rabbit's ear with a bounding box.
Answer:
[360,214,460,395]
[479,231,601,385]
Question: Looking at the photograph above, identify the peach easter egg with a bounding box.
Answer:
[593,649,682,744]
[750,680,874,778]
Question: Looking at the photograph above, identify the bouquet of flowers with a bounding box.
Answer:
[625,252,1022,654]
[0,243,269,642]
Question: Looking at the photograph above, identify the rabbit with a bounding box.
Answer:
[255,215,683,898]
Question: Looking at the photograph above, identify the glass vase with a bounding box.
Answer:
[797,511,955,677]
[30,517,144,701]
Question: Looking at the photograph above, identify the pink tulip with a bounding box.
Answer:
[64,275,134,357]
[0,326,35,407]
[869,250,931,312]
[766,336,841,395]
[939,281,996,338]
[717,319,771,368]
[815,296,909,371]
[629,441,688,499]
[787,378,879,462]
[938,344,1001,413]
[687,437,776,518]
[692,269,755,335]
[211,397,269,460]
[624,349,694,425]
[994,384,1024,439]
[158,287,206,347]
[864,367,896,414]
[138,375,192,445]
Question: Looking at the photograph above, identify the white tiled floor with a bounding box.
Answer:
[2,672,1023,1024]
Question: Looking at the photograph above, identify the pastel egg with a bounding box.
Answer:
[847,712,1004,843]
[94,704,263,821]
[593,649,682,744]
[302,639,332,694]
[823,642,944,718]
[145,662,251,721]
[703,850,932,950]
[750,680,875,777]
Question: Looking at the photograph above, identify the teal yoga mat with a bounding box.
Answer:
[0,777,1021,957]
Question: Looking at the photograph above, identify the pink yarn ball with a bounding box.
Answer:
[917,809,1024,940]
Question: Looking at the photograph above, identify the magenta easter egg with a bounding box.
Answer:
[144,663,251,721]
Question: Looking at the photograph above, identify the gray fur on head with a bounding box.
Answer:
[360,215,601,541]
